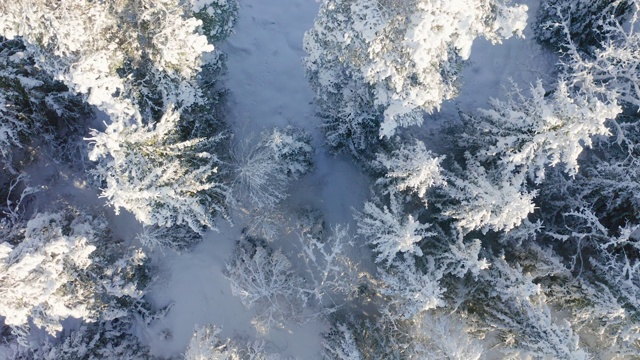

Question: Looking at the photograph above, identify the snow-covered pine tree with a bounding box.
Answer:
[0,212,100,337]
[322,322,363,360]
[0,206,151,348]
[304,0,528,155]
[462,80,620,184]
[0,0,220,123]
[192,0,238,44]
[471,251,588,359]
[309,0,640,357]
[559,1,640,112]
[439,154,536,234]
[580,225,640,355]
[1,1,238,238]
[322,314,405,360]
[535,0,632,53]
[88,106,228,236]
[405,312,484,360]
[323,310,484,359]
[536,0,640,238]
[537,207,640,355]
[377,257,445,320]
[0,39,36,166]
[438,76,619,235]
[529,3,640,353]
[21,320,151,360]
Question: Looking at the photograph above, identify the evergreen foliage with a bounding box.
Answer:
[304,0,528,157]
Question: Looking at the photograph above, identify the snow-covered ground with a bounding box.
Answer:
[144,0,555,358]
[144,0,369,358]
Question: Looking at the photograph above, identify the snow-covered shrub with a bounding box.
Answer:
[296,224,364,306]
[304,0,528,149]
[184,324,281,360]
[88,106,228,235]
[356,192,434,265]
[266,126,314,179]
[241,206,287,242]
[184,325,229,360]
[231,126,313,210]
[0,207,149,341]
[224,237,308,334]
[231,139,289,210]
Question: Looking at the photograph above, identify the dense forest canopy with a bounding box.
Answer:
[0,0,639,359]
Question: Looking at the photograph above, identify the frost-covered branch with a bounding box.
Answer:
[442,155,536,234]
[296,224,363,306]
[376,140,446,199]
[356,192,434,265]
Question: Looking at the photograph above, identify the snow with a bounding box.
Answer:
[143,227,254,357]
[221,0,320,137]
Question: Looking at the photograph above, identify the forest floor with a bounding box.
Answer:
[142,0,556,358]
